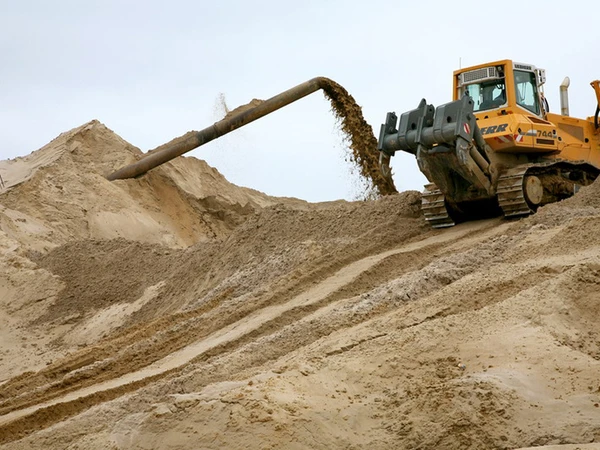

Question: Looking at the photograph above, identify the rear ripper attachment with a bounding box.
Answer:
[378,95,499,228]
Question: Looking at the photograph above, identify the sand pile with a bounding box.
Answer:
[0,120,288,251]
[1,123,600,449]
[0,120,297,378]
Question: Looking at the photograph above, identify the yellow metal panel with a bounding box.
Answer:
[545,113,599,167]
[453,59,600,169]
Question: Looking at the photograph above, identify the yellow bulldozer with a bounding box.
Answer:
[378,59,600,227]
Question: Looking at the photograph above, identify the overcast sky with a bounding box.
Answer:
[1,0,598,201]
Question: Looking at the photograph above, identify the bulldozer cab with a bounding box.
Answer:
[454,60,545,117]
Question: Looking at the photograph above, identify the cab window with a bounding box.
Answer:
[465,80,506,112]
[514,70,540,115]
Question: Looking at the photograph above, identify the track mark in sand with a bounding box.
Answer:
[0,220,494,435]
[514,444,600,450]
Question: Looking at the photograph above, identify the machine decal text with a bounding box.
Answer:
[480,124,509,135]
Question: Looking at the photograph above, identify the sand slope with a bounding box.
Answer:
[1,123,600,449]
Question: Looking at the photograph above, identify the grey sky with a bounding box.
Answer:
[1,0,598,201]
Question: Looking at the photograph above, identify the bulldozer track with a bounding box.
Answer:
[421,184,455,228]
[496,166,532,218]
[496,161,600,220]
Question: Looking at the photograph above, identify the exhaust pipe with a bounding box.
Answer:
[560,77,570,116]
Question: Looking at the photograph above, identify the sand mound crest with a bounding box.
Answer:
[0,120,293,250]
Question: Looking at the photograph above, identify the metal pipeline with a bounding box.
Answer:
[107,77,331,181]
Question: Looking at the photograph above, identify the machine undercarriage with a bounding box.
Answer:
[422,162,598,228]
